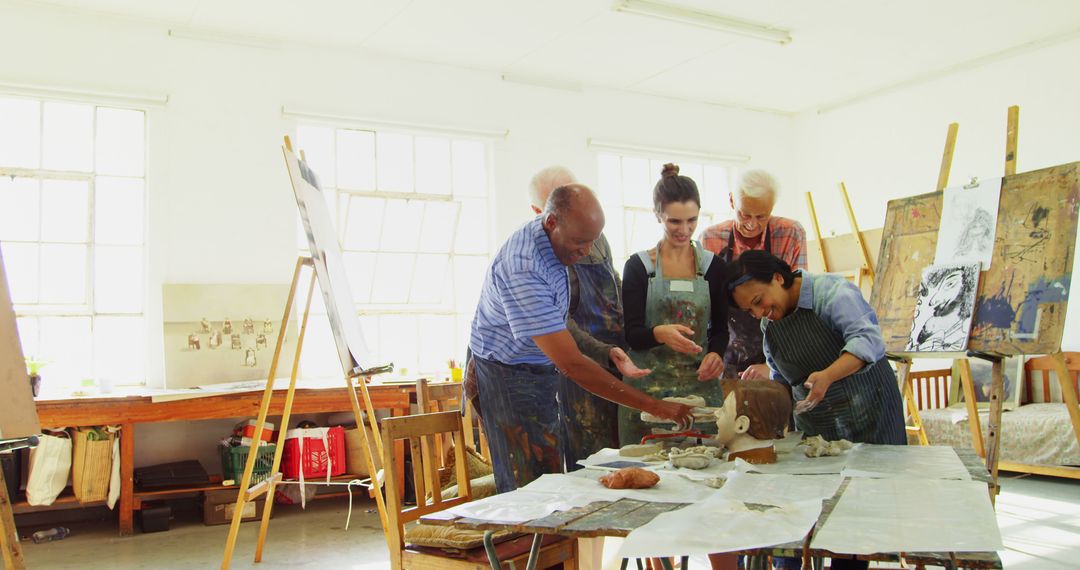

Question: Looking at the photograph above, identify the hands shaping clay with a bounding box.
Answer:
[599,467,660,489]
[639,395,716,424]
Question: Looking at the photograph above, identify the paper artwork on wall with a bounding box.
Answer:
[162,283,296,389]
[905,263,980,352]
[934,179,1002,269]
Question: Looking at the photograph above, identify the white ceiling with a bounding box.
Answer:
[22,0,1080,113]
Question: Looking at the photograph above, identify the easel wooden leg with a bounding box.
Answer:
[956,358,986,457]
[119,422,135,536]
[221,257,311,570]
[1,468,25,570]
[985,359,1004,505]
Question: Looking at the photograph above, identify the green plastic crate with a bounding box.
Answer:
[219,444,277,485]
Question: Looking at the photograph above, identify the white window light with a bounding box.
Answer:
[588,138,750,164]
[612,0,793,45]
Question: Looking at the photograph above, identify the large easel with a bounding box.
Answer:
[884,107,1080,495]
[220,138,393,569]
[1,247,41,570]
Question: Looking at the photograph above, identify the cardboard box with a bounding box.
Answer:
[344,426,381,477]
[203,489,267,526]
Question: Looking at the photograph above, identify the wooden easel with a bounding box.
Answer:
[892,108,1034,503]
[1,467,25,570]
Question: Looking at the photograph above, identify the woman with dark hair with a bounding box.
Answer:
[619,164,729,446]
[726,250,905,446]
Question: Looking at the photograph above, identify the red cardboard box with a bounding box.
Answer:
[281,426,346,480]
[235,420,274,443]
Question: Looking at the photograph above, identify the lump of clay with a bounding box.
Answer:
[619,443,662,458]
[666,447,715,470]
[802,435,854,457]
[599,467,660,489]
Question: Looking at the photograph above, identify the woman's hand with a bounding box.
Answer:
[697,352,724,381]
[739,363,772,381]
[794,371,834,414]
[653,324,703,355]
[610,347,651,378]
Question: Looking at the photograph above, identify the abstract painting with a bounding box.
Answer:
[934,179,1002,269]
[906,263,981,352]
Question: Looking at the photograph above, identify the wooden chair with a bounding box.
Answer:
[380,410,576,570]
[1023,353,1080,404]
[902,368,953,446]
[415,379,491,488]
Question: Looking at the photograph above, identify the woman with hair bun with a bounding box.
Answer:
[619,163,729,445]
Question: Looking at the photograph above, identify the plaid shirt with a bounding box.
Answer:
[700,216,808,270]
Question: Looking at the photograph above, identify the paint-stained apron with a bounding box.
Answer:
[619,242,725,446]
[473,356,563,493]
[763,309,906,444]
[720,224,772,377]
[559,258,624,469]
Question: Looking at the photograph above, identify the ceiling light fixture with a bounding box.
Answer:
[612,0,792,45]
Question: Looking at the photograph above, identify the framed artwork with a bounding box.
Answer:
[949,356,1025,410]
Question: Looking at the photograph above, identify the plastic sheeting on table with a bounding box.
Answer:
[841,444,971,480]
[577,447,737,481]
[716,471,842,506]
[618,495,823,558]
[523,470,718,504]
[810,477,1003,555]
[737,451,849,475]
[442,489,595,523]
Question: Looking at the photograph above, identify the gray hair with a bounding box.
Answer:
[736,169,779,200]
[529,165,577,209]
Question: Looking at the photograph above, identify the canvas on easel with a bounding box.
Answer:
[0,247,40,440]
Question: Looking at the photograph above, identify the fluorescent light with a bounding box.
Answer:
[281,107,509,139]
[588,138,749,163]
[168,27,277,50]
[613,0,792,45]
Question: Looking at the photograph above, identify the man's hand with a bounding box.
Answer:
[653,324,703,355]
[794,371,833,414]
[648,400,695,431]
[739,363,772,381]
[610,347,651,378]
[697,352,724,381]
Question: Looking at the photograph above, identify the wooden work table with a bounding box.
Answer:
[27,381,421,536]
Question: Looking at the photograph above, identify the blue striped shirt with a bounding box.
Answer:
[469,217,569,365]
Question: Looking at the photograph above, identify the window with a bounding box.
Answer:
[0,96,147,391]
[294,125,491,379]
[597,153,738,265]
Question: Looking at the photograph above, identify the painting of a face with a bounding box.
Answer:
[929,269,964,315]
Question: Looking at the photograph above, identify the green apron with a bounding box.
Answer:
[618,241,725,445]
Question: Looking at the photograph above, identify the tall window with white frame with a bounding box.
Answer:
[0,96,147,393]
[597,152,737,265]
[294,125,491,379]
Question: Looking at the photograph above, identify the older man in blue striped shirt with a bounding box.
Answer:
[470,183,695,492]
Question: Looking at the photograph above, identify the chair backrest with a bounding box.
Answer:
[416,378,490,464]
[1024,353,1080,403]
[381,410,472,554]
[907,368,952,410]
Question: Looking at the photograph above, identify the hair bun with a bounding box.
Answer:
[661,163,680,178]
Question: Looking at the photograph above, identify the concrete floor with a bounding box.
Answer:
[17,473,1080,569]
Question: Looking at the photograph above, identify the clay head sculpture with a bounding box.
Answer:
[714,379,792,456]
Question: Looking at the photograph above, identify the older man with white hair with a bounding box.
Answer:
[701,169,807,381]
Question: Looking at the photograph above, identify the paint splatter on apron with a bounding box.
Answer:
[559,258,624,469]
[619,242,725,446]
[764,309,906,445]
[473,356,564,493]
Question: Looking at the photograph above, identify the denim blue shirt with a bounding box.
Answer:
[762,271,886,382]
[469,217,569,365]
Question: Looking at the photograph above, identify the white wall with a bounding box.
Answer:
[1,3,795,467]
[792,35,1080,349]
